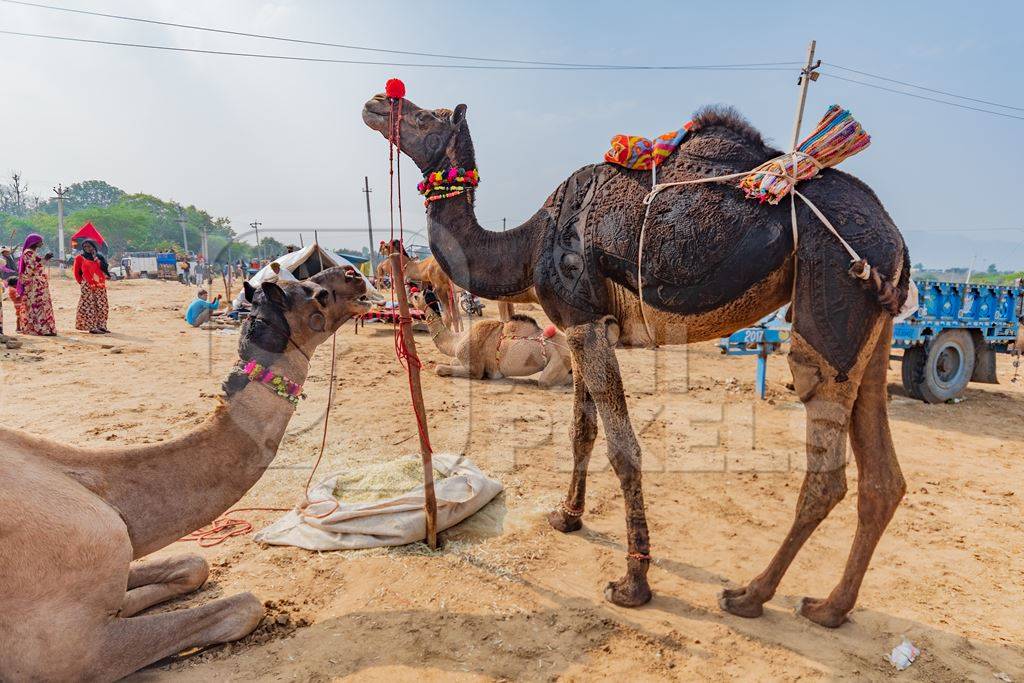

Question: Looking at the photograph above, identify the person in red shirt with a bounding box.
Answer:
[73,239,110,333]
[5,276,24,333]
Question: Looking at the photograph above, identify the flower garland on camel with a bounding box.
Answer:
[417,167,480,205]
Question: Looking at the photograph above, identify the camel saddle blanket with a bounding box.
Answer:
[254,453,502,551]
[604,121,694,170]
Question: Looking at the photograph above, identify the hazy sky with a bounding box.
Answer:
[2,0,1022,268]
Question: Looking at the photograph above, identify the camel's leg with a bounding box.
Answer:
[89,592,264,680]
[121,553,210,617]
[720,322,885,620]
[436,363,475,379]
[566,319,652,607]
[498,302,515,321]
[547,350,597,532]
[798,318,906,627]
[535,353,572,389]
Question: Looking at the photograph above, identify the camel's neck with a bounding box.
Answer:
[423,308,458,356]
[82,348,310,558]
[423,134,544,300]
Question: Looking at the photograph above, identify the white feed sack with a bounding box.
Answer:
[255,453,503,551]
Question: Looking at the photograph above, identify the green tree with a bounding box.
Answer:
[66,205,153,253]
[38,180,125,215]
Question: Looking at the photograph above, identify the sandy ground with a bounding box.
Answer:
[3,275,1023,682]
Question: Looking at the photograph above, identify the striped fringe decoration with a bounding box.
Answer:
[739,105,871,205]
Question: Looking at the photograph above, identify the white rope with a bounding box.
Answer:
[635,151,869,345]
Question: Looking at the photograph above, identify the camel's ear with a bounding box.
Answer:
[260,281,290,309]
[243,281,256,303]
[451,103,467,126]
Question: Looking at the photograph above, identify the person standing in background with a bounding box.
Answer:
[5,276,25,333]
[73,239,110,334]
[0,246,16,276]
[16,234,56,336]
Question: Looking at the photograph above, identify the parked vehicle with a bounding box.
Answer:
[719,280,1024,403]
[894,280,1023,402]
[460,291,484,316]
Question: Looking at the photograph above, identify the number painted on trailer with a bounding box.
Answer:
[744,329,765,343]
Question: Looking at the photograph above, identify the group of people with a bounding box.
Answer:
[0,233,111,338]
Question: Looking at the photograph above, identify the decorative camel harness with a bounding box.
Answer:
[494,324,562,365]
[629,105,880,344]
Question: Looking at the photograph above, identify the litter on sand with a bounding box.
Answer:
[888,637,920,671]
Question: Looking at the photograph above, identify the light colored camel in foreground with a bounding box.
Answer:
[412,291,571,387]
[0,267,374,681]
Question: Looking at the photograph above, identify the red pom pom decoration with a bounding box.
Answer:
[543,324,558,339]
[385,78,406,100]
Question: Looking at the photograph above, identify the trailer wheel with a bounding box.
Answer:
[900,347,926,400]
[915,330,975,403]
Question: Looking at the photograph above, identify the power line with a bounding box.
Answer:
[0,1,801,71]
[0,29,802,71]
[825,62,1023,113]
[818,71,1024,122]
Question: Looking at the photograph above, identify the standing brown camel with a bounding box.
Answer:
[377,239,460,329]
[0,267,375,680]
[364,94,910,626]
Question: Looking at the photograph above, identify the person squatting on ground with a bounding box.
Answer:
[185,289,221,327]
[73,239,110,334]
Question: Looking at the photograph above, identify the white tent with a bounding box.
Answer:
[233,243,380,309]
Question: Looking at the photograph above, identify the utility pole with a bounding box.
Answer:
[502,217,506,231]
[53,184,67,275]
[362,177,376,271]
[177,209,189,256]
[790,40,820,151]
[201,224,209,284]
[250,220,262,263]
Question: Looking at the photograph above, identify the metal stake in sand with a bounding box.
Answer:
[385,77,439,549]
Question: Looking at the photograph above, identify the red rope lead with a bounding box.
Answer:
[387,92,434,456]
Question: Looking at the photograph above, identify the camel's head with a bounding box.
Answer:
[378,238,407,259]
[362,94,471,173]
[240,266,374,359]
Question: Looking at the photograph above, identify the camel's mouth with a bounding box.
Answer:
[355,292,381,310]
[361,96,391,134]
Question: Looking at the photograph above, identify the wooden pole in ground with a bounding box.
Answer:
[390,250,439,548]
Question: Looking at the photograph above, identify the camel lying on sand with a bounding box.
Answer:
[0,267,375,680]
[412,291,571,388]
[365,94,910,625]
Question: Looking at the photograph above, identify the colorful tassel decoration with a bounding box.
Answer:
[739,105,871,205]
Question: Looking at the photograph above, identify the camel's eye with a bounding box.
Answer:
[315,289,330,307]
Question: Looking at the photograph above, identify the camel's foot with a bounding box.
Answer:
[603,573,652,608]
[547,508,582,533]
[208,592,265,643]
[123,553,211,617]
[718,585,767,619]
[797,596,848,628]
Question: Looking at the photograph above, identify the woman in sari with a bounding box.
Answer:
[73,238,110,333]
[17,233,57,336]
